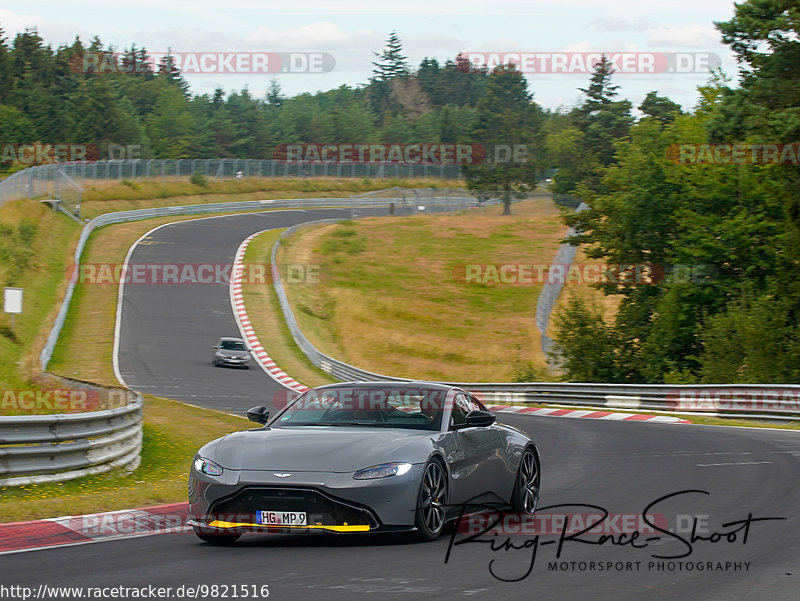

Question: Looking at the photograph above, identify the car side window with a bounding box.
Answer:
[450,395,470,428]
[466,394,487,412]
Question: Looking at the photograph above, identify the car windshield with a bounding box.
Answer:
[271,386,448,431]
[220,340,246,351]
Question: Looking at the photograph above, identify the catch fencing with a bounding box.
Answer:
[0,159,464,207]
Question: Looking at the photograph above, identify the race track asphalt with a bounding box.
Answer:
[4,209,798,600]
[115,208,352,412]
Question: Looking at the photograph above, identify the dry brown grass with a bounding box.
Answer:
[280,196,568,381]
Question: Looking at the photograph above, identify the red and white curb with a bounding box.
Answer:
[0,503,190,555]
[230,231,309,394]
[485,405,690,424]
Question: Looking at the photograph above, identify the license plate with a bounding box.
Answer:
[257,511,307,526]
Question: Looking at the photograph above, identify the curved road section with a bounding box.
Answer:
[6,209,799,600]
[116,209,349,412]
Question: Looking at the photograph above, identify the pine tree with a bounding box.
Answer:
[266,79,285,107]
[577,55,620,115]
[371,31,409,81]
[462,64,543,214]
[157,49,190,97]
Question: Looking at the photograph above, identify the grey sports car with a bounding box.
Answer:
[187,381,541,543]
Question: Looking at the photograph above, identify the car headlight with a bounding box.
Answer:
[353,462,413,480]
[194,456,223,476]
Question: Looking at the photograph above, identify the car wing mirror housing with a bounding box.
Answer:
[465,410,496,427]
[247,405,270,425]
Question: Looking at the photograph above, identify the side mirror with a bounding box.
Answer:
[465,410,496,428]
[213,346,219,349]
[247,405,270,425]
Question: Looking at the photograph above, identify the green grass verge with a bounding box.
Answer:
[0,200,81,391]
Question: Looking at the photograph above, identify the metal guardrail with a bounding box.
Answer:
[0,381,143,487]
[443,383,800,420]
[272,223,800,422]
[534,201,589,357]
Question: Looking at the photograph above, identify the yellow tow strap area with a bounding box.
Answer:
[208,520,370,532]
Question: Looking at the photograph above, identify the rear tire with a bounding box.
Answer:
[414,459,448,541]
[510,446,540,515]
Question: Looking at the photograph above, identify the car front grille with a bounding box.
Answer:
[208,487,379,528]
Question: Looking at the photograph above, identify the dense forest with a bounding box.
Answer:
[1,0,798,384]
[0,29,496,164]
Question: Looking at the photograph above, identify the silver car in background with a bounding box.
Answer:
[188,381,541,544]
[212,337,251,368]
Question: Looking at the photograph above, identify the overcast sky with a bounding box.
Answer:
[1,1,741,112]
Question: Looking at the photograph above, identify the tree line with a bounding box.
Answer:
[0,28,494,165]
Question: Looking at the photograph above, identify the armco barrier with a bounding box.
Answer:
[271,224,800,422]
[534,201,589,357]
[0,379,142,487]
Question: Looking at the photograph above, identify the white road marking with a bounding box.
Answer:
[696,461,773,467]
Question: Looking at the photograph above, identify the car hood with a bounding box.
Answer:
[201,426,436,473]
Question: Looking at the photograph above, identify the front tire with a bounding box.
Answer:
[510,446,541,515]
[414,459,448,541]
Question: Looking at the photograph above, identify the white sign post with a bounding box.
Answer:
[4,287,22,330]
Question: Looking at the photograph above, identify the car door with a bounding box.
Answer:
[448,394,506,506]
